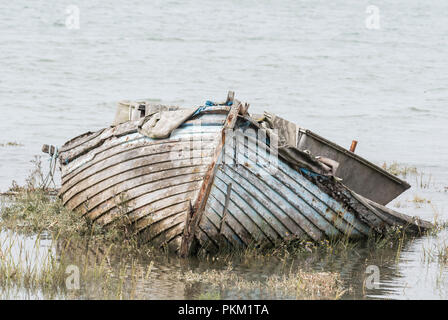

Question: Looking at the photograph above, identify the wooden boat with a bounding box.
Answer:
[46,93,432,256]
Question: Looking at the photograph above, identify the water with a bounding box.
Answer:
[1,0,448,299]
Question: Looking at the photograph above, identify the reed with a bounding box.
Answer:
[175,263,346,300]
[382,162,418,177]
[0,142,23,147]
[198,291,221,300]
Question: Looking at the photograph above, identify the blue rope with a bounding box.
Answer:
[300,168,322,178]
[191,99,233,118]
[191,105,208,117]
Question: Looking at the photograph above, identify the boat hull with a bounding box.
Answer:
[194,119,430,253]
[58,112,227,254]
[54,101,431,255]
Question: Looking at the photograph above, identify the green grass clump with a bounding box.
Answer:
[198,291,221,300]
[1,187,93,238]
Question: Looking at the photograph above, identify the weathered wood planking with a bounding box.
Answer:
[179,101,244,257]
[58,111,227,254]
[195,117,431,253]
[56,98,432,256]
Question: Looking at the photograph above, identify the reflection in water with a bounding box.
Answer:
[1,215,447,299]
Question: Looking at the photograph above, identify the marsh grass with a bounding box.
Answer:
[0,187,94,238]
[0,159,162,299]
[0,157,146,250]
[0,142,23,147]
[415,172,434,189]
[177,264,346,300]
[0,158,438,299]
[225,226,410,259]
[0,231,157,299]
[198,291,221,300]
[382,162,418,177]
[422,242,448,265]
[423,206,448,237]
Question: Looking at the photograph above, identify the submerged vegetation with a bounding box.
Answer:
[0,158,444,299]
[0,159,160,299]
[0,159,356,299]
[176,265,346,300]
[0,180,352,299]
[0,142,23,147]
[382,162,418,177]
[382,161,435,190]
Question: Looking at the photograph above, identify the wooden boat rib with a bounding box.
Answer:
[50,94,432,256]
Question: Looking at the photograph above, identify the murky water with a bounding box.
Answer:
[1,0,447,299]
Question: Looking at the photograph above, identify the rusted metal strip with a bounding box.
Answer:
[180,101,242,257]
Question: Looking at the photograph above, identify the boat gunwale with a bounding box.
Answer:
[298,128,411,188]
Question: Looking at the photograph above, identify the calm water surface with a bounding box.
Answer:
[1,0,447,299]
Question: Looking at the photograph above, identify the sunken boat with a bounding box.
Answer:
[43,92,432,256]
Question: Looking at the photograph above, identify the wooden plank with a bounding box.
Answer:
[66,163,209,211]
[59,114,223,164]
[195,225,220,253]
[135,201,190,231]
[229,145,343,238]
[168,235,183,254]
[219,183,232,234]
[82,172,204,221]
[235,135,371,237]
[180,101,242,257]
[59,120,140,163]
[212,174,279,243]
[62,134,212,181]
[362,195,432,233]
[202,196,252,248]
[59,129,106,153]
[151,221,186,249]
[214,167,309,241]
[60,140,216,197]
[138,212,186,246]
[218,163,315,241]
[88,179,202,222]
